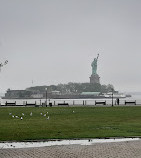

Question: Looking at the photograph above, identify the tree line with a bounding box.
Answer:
[26,82,115,94]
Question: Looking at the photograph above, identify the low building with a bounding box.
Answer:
[81,92,101,96]
[51,91,61,95]
[4,89,44,99]
[4,89,32,99]
[31,93,44,99]
[79,92,101,98]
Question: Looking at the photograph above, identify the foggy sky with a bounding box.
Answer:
[0,0,141,92]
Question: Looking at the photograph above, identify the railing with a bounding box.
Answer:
[0,99,141,107]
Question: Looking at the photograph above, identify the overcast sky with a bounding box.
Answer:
[0,0,141,93]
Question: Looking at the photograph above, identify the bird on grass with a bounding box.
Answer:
[40,113,43,115]
[12,115,14,118]
[20,117,23,120]
[44,114,46,117]
[15,116,19,118]
[22,113,24,116]
[46,116,50,120]
[30,112,32,116]
[9,113,12,115]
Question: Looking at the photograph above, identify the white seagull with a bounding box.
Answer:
[46,116,50,120]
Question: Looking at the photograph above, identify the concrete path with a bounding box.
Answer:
[1,140,141,158]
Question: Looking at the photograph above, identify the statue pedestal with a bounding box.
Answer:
[90,74,100,84]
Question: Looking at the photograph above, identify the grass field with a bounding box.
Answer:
[0,106,141,141]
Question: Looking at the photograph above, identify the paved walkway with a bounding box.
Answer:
[1,140,141,158]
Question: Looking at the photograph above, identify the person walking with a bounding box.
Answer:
[117,98,119,105]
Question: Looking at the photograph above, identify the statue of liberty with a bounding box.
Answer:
[91,54,99,75]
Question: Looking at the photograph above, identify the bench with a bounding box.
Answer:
[49,103,52,107]
[58,103,69,107]
[125,101,136,105]
[95,101,106,105]
[26,101,36,106]
[5,101,16,106]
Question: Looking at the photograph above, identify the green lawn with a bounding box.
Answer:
[0,106,141,141]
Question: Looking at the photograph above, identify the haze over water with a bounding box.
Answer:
[1,0,141,92]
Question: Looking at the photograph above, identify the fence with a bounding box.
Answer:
[1,98,141,106]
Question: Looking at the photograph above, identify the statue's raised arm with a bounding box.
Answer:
[97,54,99,60]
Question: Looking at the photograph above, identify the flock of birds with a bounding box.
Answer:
[9,110,75,121]
[40,112,50,120]
[9,111,50,120]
